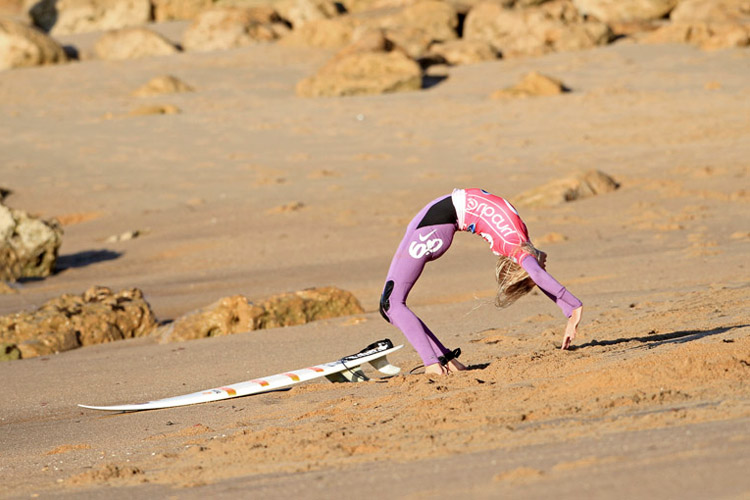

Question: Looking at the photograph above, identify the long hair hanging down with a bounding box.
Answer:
[495,241,541,308]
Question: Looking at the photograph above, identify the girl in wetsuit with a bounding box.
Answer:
[379,188,583,376]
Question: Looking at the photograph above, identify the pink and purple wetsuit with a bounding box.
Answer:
[379,188,582,366]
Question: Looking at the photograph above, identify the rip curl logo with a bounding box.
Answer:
[466,197,517,239]
[409,230,443,259]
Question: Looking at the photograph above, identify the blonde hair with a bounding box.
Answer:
[495,242,541,308]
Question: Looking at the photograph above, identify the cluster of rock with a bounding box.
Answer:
[0,200,62,281]
[0,286,157,360]
[0,285,364,360]
[2,0,746,93]
[158,286,365,342]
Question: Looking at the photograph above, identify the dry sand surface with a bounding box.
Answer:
[1,27,750,499]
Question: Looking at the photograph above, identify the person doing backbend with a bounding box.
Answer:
[379,188,583,376]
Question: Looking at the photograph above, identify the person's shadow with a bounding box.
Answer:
[569,324,746,351]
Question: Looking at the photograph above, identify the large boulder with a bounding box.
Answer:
[279,16,357,48]
[296,48,422,97]
[275,0,340,28]
[643,21,749,49]
[429,39,497,65]
[94,27,179,60]
[513,170,619,208]
[26,0,152,35]
[644,0,750,49]
[0,202,62,281]
[182,7,288,52]
[571,0,678,23]
[0,286,157,359]
[0,18,68,70]
[159,286,365,342]
[377,0,460,43]
[670,0,750,23]
[491,71,569,98]
[152,0,213,21]
[464,0,613,58]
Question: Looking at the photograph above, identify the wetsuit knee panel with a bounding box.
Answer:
[379,280,394,322]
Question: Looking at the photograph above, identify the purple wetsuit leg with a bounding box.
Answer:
[381,199,457,366]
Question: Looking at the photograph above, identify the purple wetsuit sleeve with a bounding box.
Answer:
[520,257,582,318]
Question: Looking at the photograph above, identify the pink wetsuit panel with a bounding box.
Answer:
[461,189,532,264]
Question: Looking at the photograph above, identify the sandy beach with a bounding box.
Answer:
[1,8,750,498]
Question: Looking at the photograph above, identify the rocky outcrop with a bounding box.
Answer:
[132,75,194,97]
[513,170,619,208]
[571,0,678,23]
[491,71,569,98]
[0,286,157,359]
[182,7,288,52]
[151,0,212,21]
[27,0,152,35]
[463,0,613,58]
[429,39,497,65]
[642,0,750,49]
[275,0,340,28]
[0,18,68,70]
[0,202,62,281]
[159,286,365,343]
[94,27,179,60]
[279,16,356,48]
[644,21,749,49]
[669,0,750,24]
[296,48,422,97]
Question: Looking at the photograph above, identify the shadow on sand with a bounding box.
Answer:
[570,324,746,351]
[56,249,122,272]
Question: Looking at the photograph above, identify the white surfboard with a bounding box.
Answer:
[78,339,403,412]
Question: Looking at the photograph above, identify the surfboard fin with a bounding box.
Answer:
[325,366,368,383]
[369,355,401,375]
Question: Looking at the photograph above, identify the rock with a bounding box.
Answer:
[670,0,750,23]
[571,0,678,23]
[0,0,24,16]
[644,20,750,49]
[0,342,21,361]
[159,286,365,343]
[128,104,181,116]
[279,16,356,48]
[0,202,62,281]
[429,39,497,65]
[158,295,264,342]
[643,0,750,49]
[0,286,157,359]
[0,18,68,70]
[94,27,179,60]
[0,187,10,202]
[182,7,285,52]
[296,50,422,97]
[513,170,619,207]
[379,0,460,43]
[491,71,569,98]
[132,75,194,97]
[152,0,213,21]
[464,0,613,58]
[256,286,365,329]
[275,0,339,28]
[27,0,152,35]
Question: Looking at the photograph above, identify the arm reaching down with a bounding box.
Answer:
[520,256,582,317]
[520,256,583,349]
